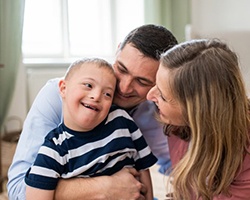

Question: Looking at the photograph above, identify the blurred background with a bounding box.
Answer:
[2,0,250,131]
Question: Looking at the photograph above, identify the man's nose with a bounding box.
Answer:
[118,78,133,94]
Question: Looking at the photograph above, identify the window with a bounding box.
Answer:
[22,0,145,62]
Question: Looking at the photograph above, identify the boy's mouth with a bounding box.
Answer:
[82,103,99,111]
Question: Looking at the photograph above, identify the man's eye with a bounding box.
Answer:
[118,65,127,74]
[137,79,150,87]
[84,83,92,88]
[136,78,153,87]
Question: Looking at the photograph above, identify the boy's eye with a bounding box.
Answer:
[84,83,92,88]
[104,92,112,98]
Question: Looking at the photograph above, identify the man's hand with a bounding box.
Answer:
[54,167,147,200]
[106,167,147,200]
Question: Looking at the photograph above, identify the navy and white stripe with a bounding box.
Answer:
[25,105,157,190]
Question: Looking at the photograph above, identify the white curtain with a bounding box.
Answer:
[0,0,25,128]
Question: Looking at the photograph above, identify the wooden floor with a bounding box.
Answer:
[0,164,171,200]
[0,179,7,200]
[0,192,7,200]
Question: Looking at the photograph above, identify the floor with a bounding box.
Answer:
[0,164,171,200]
[0,180,7,200]
[150,164,172,200]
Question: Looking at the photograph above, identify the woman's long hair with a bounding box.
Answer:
[162,39,250,200]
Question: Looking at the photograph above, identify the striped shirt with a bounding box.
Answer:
[25,105,157,190]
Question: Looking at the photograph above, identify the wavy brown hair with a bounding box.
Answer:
[162,39,250,200]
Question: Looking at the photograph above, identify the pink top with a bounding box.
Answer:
[168,134,250,200]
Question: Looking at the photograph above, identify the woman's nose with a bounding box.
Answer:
[147,86,157,101]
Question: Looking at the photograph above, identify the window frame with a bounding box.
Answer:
[22,0,145,64]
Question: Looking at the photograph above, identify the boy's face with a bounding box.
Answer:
[113,43,159,109]
[59,64,116,131]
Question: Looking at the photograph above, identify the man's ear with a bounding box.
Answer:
[59,79,66,97]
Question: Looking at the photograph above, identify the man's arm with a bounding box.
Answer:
[7,78,63,199]
[7,78,146,200]
[55,168,147,200]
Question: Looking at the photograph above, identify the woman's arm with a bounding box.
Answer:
[54,168,147,200]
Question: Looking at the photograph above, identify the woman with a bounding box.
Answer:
[147,39,250,200]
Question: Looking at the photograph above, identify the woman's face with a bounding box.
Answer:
[147,64,186,126]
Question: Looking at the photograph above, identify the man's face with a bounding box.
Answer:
[113,43,159,109]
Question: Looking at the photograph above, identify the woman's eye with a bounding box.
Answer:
[84,83,92,88]
[160,95,166,101]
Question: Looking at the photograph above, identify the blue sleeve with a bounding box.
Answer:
[133,135,158,171]
[132,101,171,174]
[7,78,63,199]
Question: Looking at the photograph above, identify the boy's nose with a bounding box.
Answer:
[89,90,101,101]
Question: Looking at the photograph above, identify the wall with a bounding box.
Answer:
[4,63,67,131]
[191,0,250,33]
[189,0,250,95]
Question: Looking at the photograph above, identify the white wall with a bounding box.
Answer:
[5,64,67,131]
[191,0,250,33]
[26,67,67,108]
[190,0,250,95]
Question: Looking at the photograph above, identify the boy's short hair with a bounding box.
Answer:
[64,57,114,80]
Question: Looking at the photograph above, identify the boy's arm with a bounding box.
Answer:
[54,167,147,200]
[26,186,54,200]
[139,169,154,200]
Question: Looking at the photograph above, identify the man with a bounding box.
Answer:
[7,24,178,200]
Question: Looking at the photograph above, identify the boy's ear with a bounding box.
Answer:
[59,79,66,97]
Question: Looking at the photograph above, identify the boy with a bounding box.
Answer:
[25,58,157,200]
